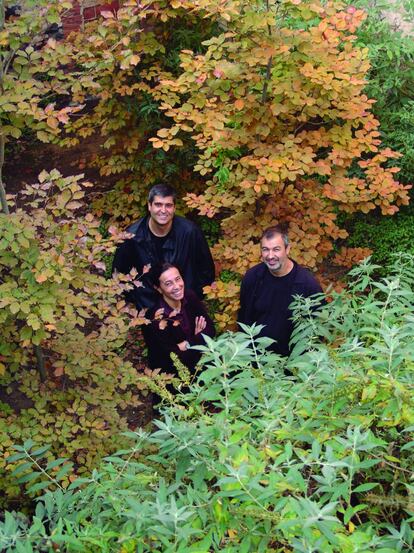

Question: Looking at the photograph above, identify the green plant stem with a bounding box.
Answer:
[0,0,4,29]
[34,345,47,382]
[0,130,9,215]
[0,2,9,215]
[25,450,64,491]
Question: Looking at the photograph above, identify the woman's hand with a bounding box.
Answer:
[194,316,206,335]
[177,340,189,351]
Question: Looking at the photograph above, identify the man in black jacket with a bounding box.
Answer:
[238,225,324,356]
[112,184,215,310]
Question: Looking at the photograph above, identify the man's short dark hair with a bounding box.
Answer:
[148,184,177,204]
[261,224,289,247]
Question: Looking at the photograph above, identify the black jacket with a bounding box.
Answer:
[112,215,215,310]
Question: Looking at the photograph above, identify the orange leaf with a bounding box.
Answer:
[46,117,59,130]
[54,366,65,377]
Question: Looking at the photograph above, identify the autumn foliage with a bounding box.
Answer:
[151,1,410,267]
[0,0,412,509]
[48,0,410,328]
[0,171,154,502]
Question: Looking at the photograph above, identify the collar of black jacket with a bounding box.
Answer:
[131,215,177,244]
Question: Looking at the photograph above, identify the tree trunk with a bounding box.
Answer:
[0,131,9,215]
[0,1,9,215]
[34,345,47,382]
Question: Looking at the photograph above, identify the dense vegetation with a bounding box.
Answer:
[0,172,161,507]
[1,256,414,552]
[1,0,413,546]
[341,0,414,265]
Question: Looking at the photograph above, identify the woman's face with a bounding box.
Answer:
[157,267,184,303]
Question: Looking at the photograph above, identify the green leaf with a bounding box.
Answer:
[17,472,40,484]
[11,462,34,477]
[55,463,73,481]
[31,445,52,457]
[6,452,27,463]
[46,458,67,471]
[28,480,54,494]
[353,482,379,493]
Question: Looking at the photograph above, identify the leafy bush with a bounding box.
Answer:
[347,211,414,274]
[0,0,78,215]
[347,0,414,185]
[147,0,410,327]
[337,1,414,276]
[1,255,414,552]
[0,171,157,508]
[63,1,221,224]
[46,0,411,329]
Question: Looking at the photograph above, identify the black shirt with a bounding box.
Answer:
[238,261,324,356]
[253,266,297,356]
[146,289,216,372]
[150,231,169,264]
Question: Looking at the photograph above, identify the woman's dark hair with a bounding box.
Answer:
[150,262,182,287]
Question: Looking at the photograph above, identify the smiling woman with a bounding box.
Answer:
[145,264,215,373]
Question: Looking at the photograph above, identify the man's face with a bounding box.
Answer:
[148,195,175,227]
[261,234,291,275]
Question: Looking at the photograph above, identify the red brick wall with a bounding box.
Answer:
[63,1,120,37]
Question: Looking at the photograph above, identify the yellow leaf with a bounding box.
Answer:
[10,302,20,314]
[149,138,164,149]
[37,130,50,142]
[46,38,56,49]
[46,117,59,130]
[170,138,183,146]
[157,128,170,138]
[28,316,41,331]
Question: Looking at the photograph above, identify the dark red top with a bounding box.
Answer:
[146,289,215,372]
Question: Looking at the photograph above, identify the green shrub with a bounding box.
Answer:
[0,172,158,509]
[347,211,414,273]
[1,255,414,552]
[197,216,221,247]
[346,0,414,185]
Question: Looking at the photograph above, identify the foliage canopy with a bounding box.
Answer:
[57,0,411,327]
[0,172,156,506]
[1,255,414,552]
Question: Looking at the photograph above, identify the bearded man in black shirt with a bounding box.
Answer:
[238,225,324,356]
[113,184,215,310]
